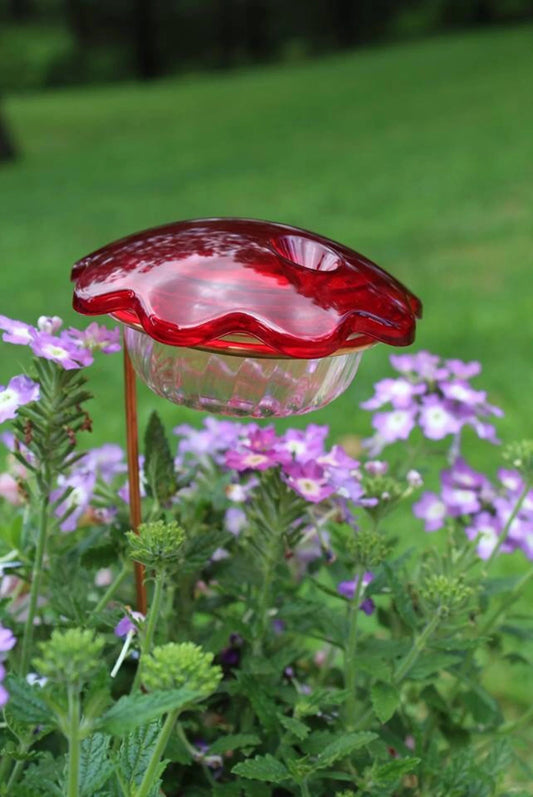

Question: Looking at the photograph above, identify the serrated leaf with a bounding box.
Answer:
[356,654,391,682]
[96,687,198,735]
[407,652,461,680]
[144,411,177,503]
[79,734,113,796]
[384,562,418,629]
[279,714,310,741]
[209,733,262,755]
[232,754,289,783]
[114,722,162,791]
[462,687,502,726]
[314,731,377,769]
[371,681,400,724]
[373,756,420,785]
[295,687,349,718]
[17,752,64,796]
[3,675,55,726]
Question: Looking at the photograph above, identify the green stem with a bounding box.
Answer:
[300,779,311,797]
[252,553,276,657]
[394,613,440,683]
[486,480,530,568]
[133,571,165,690]
[89,560,130,618]
[67,685,81,797]
[344,566,365,730]
[19,476,50,676]
[136,708,180,797]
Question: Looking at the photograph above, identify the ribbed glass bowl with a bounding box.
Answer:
[125,327,365,418]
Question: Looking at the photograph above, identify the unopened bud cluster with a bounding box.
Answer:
[127,520,185,571]
[142,642,222,697]
[420,573,475,618]
[348,527,389,569]
[503,440,533,480]
[33,628,104,686]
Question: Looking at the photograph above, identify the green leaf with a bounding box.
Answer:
[279,714,310,741]
[209,733,262,755]
[408,651,461,680]
[371,681,400,724]
[17,752,64,796]
[356,654,391,682]
[462,686,502,726]
[383,562,418,629]
[96,688,198,735]
[373,757,420,785]
[232,754,290,784]
[114,722,162,792]
[79,734,113,796]
[144,410,177,503]
[314,732,377,769]
[3,675,55,726]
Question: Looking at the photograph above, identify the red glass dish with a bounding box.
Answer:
[72,218,421,359]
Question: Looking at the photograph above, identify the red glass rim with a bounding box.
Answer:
[71,217,422,359]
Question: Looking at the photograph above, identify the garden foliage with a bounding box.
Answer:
[0,314,532,796]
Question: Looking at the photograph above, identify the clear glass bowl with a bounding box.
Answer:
[125,327,365,418]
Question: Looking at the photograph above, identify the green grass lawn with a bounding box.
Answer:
[1,24,532,451]
[1,24,533,737]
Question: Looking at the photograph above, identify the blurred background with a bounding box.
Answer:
[1,0,533,742]
[0,0,532,449]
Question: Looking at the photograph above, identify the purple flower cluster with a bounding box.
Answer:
[361,352,503,454]
[0,623,16,707]
[413,457,533,560]
[0,314,120,371]
[50,444,125,532]
[217,422,363,505]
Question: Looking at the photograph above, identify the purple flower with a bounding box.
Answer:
[115,611,145,638]
[175,418,246,465]
[278,425,329,461]
[67,322,121,354]
[0,375,40,423]
[0,315,37,346]
[390,351,448,380]
[225,427,290,472]
[284,461,335,503]
[337,572,375,614]
[364,460,389,476]
[413,492,447,532]
[418,395,461,440]
[37,316,63,335]
[0,624,16,653]
[51,470,97,532]
[371,408,417,444]
[224,507,247,535]
[80,444,126,481]
[407,469,423,488]
[465,512,505,559]
[30,331,94,370]
[445,358,481,379]
[361,378,425,410]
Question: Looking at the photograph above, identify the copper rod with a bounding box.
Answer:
[123,341,147,615]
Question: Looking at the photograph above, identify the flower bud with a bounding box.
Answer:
[127,520,185,571]
[33,628,104,686]
[142,642,222,697]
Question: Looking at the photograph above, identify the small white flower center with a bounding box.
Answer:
[243,453,268,467]
[44,344,68,360]
[296,478,321,497]
[0,389,16,408]
[427,501,446,521]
